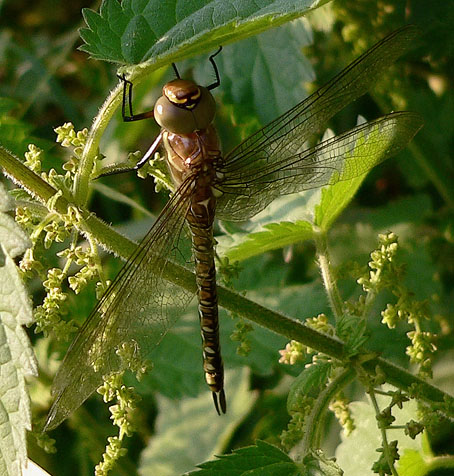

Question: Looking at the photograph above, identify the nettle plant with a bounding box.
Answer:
[1,2,453,476]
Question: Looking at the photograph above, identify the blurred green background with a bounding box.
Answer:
[1,1,453,475]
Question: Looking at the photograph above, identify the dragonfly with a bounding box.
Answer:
[45,25,423,430]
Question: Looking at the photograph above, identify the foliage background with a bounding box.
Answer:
[0,0,453,475]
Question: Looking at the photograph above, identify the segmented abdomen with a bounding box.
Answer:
[186,186,226,414]
[164,127,226,413]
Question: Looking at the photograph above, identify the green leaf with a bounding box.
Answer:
[134,293,297,400]
[224,220,314,262]
[302,449,344,476]
[133,309,212,399]
[336,314,369,357]
[0,182,31,258]
[314,174,366,232]
[397,449,429,476]
[0,182,14,212]
[0,197,37,475]
[335,395,423,476]
[287,362,332,412]
[186,440,299,476]
[220,109,423,262]
[314,116,411,231]
[0,213,32,259]
[218,191,319,262]
[79,0,326,65]
[194,19,314,125]
[139,369,254,476]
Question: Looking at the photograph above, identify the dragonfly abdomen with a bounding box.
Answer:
[164,126,226,414]
[187,182,226,414]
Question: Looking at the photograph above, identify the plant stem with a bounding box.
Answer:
[71,65,162,206]
[2,148,454,418]
[314,229,344,320]
[426,455,454,472]
[73,84,123,205]
[368,388,399,476]
[301,369,355,454]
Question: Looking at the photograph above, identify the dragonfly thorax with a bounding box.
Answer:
[154,79,216,134]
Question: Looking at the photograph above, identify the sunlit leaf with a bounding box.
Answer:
[79,0,325,64]
[186,439,299,476]
[0,184,37,476]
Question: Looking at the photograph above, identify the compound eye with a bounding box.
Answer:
[154,97,196,134]
[191,87,216,130]
[154,86,216,134]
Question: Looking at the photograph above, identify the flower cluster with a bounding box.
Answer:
[357,232,403,295]
[280,401,312,449]
[95,344,146,476]
[368,388,424,475]
[279,314,334,364]
[14,124,110,341]
[329,394,355,435]
[24,144,43,173]
[34,267,75,339]
[358,233,436,378]
[279,340,307,365]
[230,318,253,356]
[55,122,88,149]
[59,244,98,295]
[371,439,399,476]
[94,436,127,476]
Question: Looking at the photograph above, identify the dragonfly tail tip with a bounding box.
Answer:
[212,390,227,415]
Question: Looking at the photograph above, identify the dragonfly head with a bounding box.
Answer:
[154,79,216,134]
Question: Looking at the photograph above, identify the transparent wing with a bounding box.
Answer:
[222,25,417,171]
[216,25,419,221]
[216,112,423,221]
[46,177,196,430]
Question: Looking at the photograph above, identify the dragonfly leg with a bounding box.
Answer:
[206,46,222,91]
[117,73,155,122]
[95,132,163,178]
[212,389,227,415]
[172,62,181,79]
[172,46,222,90]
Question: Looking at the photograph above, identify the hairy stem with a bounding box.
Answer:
[72,83,123,205]
[314,229,344,320]
[368,388,399,476]
[1,149,454,418]
[301,369,355,454]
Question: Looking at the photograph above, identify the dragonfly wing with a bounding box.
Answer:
[46,178,195,430]
[216,112,423,221]
[221,26,418,175]
[216,26,419,221]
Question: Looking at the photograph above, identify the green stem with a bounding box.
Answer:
[71,65,164,206]
[301,369,355,454]
[407,140,454,209]
[30,212,57,241]
[72,83,123,205]
[2,148,454,418]
[375,96,454,209]
[314,230,344,320]
[426,455,454,472]
[1,147,64,207]
[61,233,79,275]
[368,388,399,476]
